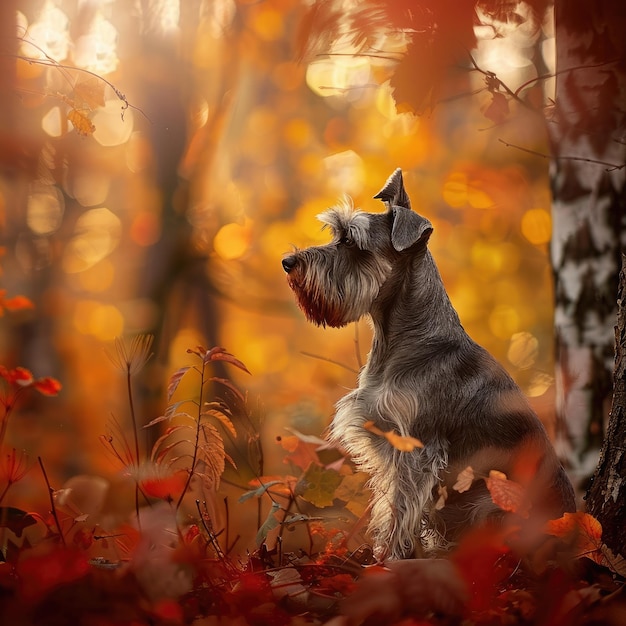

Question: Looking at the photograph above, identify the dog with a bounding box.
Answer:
[282,169,575,560]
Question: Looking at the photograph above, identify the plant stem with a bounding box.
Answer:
[126,367,141,530]
[176,362,206,511]
[38,456,66,547]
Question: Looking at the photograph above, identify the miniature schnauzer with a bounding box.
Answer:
[282,169,575,560]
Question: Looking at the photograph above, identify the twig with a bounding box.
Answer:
[38,456,66,547]
[354,323,363,370]
[514,58,622,98]
[498,138,625,171]
[300,352,359,374]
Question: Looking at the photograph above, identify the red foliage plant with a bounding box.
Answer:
[0,344,625,626]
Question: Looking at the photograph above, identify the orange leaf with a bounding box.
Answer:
[363,420,423,452]
[485,470,529,518]
[453,466,475,493]
[545,512,603,559]
[67,108,95,136]
[33,377,62,396]
[277,434,320,470]
[140,470,188,501]
[73,76,106,109]
[2,295,35,312]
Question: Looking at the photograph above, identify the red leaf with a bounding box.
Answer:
[0,366,34,386]
[166,366,190,401]
[2,295,35,312]
[485,470,529,518]
[33,377,62,396]
[17,547,90,602]
[206,347,250,374]
[140,469,188,501]
[545,512,603,560]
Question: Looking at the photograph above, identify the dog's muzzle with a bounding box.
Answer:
[282,255,297,273]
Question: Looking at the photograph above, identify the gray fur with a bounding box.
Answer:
[282,169,575,560]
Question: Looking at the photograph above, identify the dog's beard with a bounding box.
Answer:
[287,273,354,327]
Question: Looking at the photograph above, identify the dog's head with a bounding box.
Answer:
[282,169,433,327]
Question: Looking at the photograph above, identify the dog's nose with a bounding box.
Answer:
[282,255,297,273]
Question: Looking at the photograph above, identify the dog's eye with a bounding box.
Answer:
[339,235,355,247]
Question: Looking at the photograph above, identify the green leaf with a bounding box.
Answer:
[299,464,342,508]
[256,502,282,547]
[239,480,283,503]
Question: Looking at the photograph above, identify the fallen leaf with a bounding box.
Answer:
[298,463,342,508]
[545,512,603,560]
[363,420,423,451]
[485,470,529,518]
[453,466,475,493]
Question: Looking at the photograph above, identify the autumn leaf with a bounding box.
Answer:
[0,506,37,537]
[363,420,423,452]
[298,463,342,508]
[166,366,190,401]
[485,470,529,517]
[483,92,510,124]
[33,376,62,396]
[140,469,188,501]
[197,421,226,491]
[0,366,34,387]
[277,434,320,470]
[0,292,34,314]
[334,470,370,518]
[73,76,106,110]
[545,512,603,561]
[239,480,285,503]
[453,466,475,493]
[244,475,298,500]
[202,401,237,438]
[256,501,283,548]
[204,346,250,374]
[67,108,95,136]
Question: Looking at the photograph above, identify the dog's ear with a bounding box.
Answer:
[374,168,411,210]
[390,206,433,251]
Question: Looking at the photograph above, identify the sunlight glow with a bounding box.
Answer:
[26,184,64,235]
[92,100,134,147]
[521,208,552,245]
[41,106,65,137]
[213,220,252,261]
[507,331,539,369]
[73,12,119,75]
[71,171,111,207]
[62,208,122,273]
[24,1,70,61]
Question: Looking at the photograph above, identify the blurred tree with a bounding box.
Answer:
[549,0,626,501]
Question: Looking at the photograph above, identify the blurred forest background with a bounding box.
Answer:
[1,1,561,544]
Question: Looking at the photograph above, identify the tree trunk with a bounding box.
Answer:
[549,0,626,494]
[587,255,626,558]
